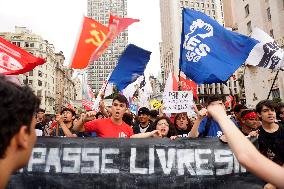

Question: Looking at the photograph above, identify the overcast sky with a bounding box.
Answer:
[0,0,161,76]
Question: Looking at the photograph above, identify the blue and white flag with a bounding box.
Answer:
[180,8,259,84]
[109,44,151,91]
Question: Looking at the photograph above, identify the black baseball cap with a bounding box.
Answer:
[138,107,150,116]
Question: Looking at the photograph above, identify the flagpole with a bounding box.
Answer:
[267,69,280,100]
[178,69,181,91]
[178,7,185,92]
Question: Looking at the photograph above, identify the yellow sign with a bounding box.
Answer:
[150,99,162,110]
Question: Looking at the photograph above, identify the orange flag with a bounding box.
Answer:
[70,17,108,69]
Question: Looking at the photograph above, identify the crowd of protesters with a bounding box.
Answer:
[1,74,284,189]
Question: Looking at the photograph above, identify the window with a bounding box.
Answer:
[25,42,29,47]
[267,7,271,21]
[29,70,33,76]
[30,43,34,47]
[245,4,249,17]
[37,90,42,97]
[38,70,42,77]
[28,80,33,86]
[247,21,252,34]
[38,80,42,86]
[12,41,20,47]
[271,88,280,98]
[270,29,274,38]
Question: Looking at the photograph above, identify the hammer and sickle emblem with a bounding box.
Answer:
[85,24,106,46]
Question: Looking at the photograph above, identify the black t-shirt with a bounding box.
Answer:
[176,129,189,138]
[258,124,284,165]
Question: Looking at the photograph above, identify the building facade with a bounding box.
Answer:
[0,26,57,113]
[0,26,82,114]
[224,0,284,108]
[159,0,239,104]
[87,0,128,92]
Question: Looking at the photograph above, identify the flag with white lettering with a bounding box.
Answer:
[0,37,45,75]
[180,8,259,84]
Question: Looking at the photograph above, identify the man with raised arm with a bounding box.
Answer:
[206,101,284,189]
[74,94,160,138]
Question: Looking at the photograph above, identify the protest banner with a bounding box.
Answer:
[163,91,194,114]
[9,137,264,189]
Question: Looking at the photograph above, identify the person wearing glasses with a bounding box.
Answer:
[151,116,177,138]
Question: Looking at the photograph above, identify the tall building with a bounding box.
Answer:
[160,0,238,104]
[224,0,284,107]
[87,0,128,92]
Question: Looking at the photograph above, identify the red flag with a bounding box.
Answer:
[225,95,234,108]
[179,75,198,99]
[0,37,45,75]
[67,103,75,111]
[82,99,95,111]
[70,17,109,69]
[89,14,139,62]
[172,73,178,91]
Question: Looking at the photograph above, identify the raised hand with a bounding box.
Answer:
[81,111,96,123]
[151,130,162,138]
[55,114,63,125]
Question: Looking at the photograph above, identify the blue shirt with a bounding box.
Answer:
[198,117,223,137]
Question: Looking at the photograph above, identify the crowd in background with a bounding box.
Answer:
[1,74,284,189]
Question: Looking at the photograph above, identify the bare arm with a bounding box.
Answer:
[73,112,96,132]
[130,130,162,138]
[99,100,110,118]
[55,114,76,137]
[60,123,77,137]
[207,104,284,189]
[188,108,207,138]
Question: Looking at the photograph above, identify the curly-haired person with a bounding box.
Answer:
[0,74,40,188]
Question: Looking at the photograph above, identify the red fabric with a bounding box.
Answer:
[84,118,134,138]
[50,121,57,129]
[67,103,75,111]
[70,17,109,69]
[0,37,45,75]
[179,75,197,98]
[172,73,178,91]
[89,14,139,62]
[225,95,234,108]
[82,99,94,111]
[242,112,257,119]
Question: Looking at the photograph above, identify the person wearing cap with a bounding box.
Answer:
[240,109,260,136]
[132,107,154,134]
[52,108,78,137]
